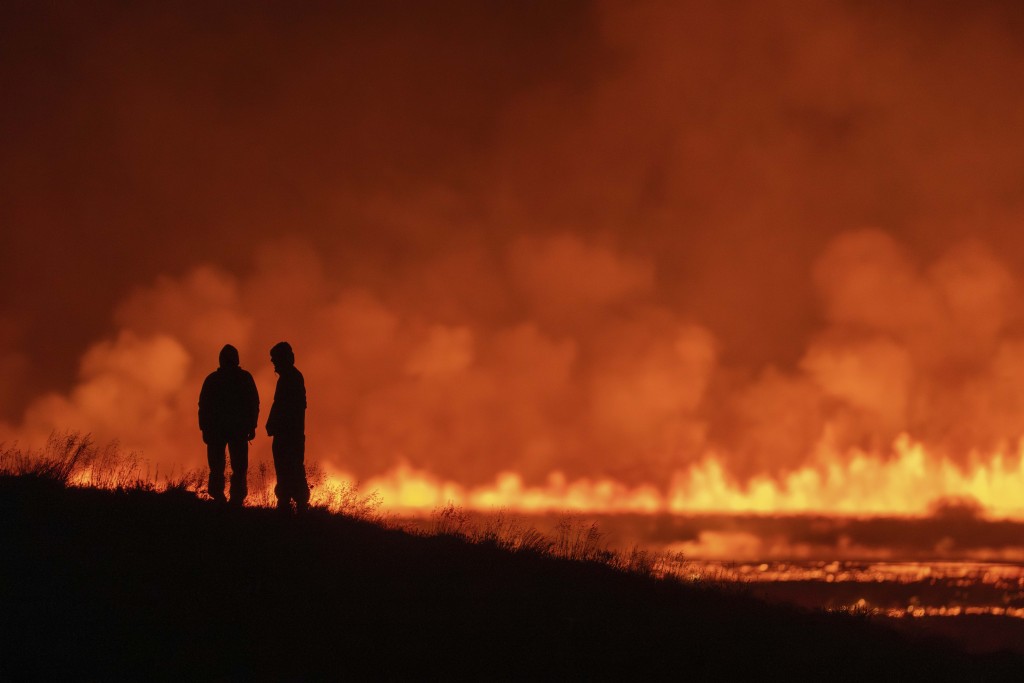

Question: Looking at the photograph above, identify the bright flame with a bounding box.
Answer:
[324,434,1024,518]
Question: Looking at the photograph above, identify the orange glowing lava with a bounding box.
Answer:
[321,434,1024,518]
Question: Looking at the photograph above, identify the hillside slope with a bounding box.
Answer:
[1,476,1021,681]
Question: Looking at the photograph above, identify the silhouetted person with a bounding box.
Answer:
[267,341,309,512]
[199,344,259,506]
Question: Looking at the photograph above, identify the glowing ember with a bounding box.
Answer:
[677,560,1024,621]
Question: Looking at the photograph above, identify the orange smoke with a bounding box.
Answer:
[4,229,1024,522]
[7,5,1024,521]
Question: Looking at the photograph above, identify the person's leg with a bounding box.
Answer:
[291,435,309,511]
[273,434,308,511]
[227,439,248,506]
[207,440,227,502]
[272,436,291,510]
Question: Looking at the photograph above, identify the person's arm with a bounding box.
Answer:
[198,376,212,442]
[266,379,279,437]
[246,373,259,440]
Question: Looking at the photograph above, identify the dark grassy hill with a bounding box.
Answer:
[2,476,1022,681]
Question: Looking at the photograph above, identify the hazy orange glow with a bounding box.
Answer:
[6,2,1024,528]
[7,230,1024,521]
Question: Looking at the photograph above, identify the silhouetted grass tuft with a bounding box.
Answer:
[1,431,99,484]
[552,515,607,561]
[310,476,385,521]
[431,501,474,537]
[475,507,552,554]
[0,431,385,522]
[0,431,205,494]
[422,503,695,581]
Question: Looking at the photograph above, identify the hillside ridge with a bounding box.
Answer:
[2,475,1022,680]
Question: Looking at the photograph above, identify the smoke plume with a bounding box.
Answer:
[5,1,1024,495]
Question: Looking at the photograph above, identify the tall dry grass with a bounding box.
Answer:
[427,501,690,580]
[0,431,167,489]
[0,431,383,522]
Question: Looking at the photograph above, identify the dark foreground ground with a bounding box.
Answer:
[2,476,1022,681]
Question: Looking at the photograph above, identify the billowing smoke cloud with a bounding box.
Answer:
[800,230,1024,460]
[6,229,1024,491]
[5,1,1024,491]
[1,236,716,484]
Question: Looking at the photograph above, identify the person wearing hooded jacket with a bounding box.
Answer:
[199,344,259,506]
[266,341,309,512]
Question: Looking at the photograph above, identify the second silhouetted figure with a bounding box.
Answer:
[199,344,259,506]
[267,341,310,512]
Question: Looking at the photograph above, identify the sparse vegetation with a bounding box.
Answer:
[424,502,691,579]
[431,500,474,536]
[1,431,103,484]
[249,460,275,508]
[0,431,384,521]
[474,507,551,554]
[308,476,385,522]
[1,431,199,493]
[552,514,607,561]
[1,433,679,576]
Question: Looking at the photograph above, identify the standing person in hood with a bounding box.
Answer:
[198,344,259,506]
[267,341,309,512]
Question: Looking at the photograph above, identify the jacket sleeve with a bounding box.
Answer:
[246,373,260,433]
[266,381,279,436]
[198,375,212,433]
